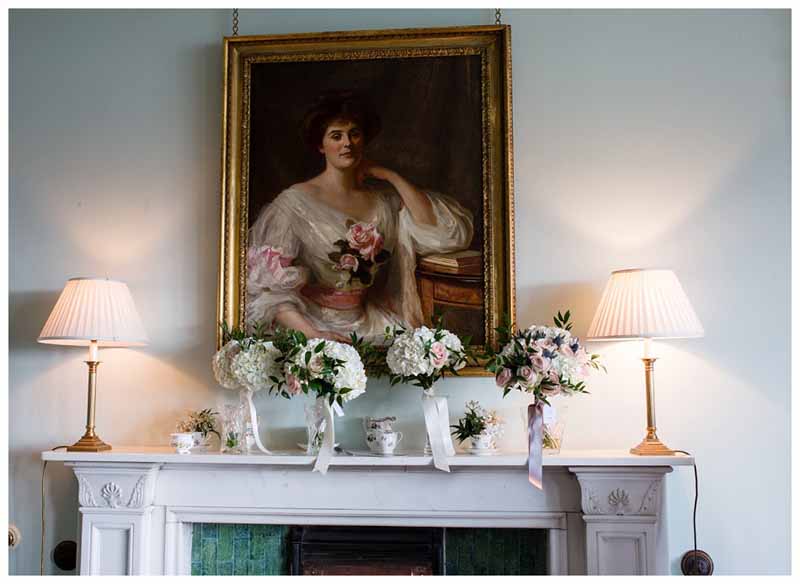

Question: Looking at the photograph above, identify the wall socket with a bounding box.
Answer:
[8,525,21,549]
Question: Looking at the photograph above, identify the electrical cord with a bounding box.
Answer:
[41,446,69,575]
[673,450,701,573]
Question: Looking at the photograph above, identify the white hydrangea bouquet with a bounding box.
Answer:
[385,324,469,391]
[284,337,367,407]
[212,325,291,455]
[485,311,603,489]
[282,334,368,473]
[384,322,472,471]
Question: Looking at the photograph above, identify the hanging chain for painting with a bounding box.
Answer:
[232,8,239,36]
[495,8,502,25]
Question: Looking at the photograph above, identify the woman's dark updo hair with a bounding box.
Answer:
[301,90,381,152]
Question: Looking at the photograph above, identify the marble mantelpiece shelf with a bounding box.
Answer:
[43,446,692,575]
[42,446,694,467]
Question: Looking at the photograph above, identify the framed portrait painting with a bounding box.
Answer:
[218,25,515,375]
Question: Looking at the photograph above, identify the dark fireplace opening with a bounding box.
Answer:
[290,526,444,575]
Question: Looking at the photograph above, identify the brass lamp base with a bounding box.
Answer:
[66,359,112,452]
[630,436,675,456]
[630,356,674,456]
[67,434,112,452]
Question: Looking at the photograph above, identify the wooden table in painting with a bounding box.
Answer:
[415,269,484,341]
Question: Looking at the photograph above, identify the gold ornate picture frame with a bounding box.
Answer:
[218,25,515,376]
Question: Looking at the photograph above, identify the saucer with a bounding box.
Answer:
[465,446,498,456]
[297,442,339,451]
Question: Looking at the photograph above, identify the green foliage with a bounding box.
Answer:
[553,310,573,331]
[225,431,239,448]
[176,408,220,439]
[450,402,487,442]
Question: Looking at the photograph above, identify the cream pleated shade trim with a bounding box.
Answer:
[38,277,148,347]
[586,269,704,340]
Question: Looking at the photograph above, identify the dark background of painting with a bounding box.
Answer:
[247,55,484,254]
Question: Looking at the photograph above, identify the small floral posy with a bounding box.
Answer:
[451,400,504,446]
[175,408,220,441]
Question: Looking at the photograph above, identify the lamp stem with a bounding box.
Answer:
[67,359,112,452]
[85,361,99,439]
[630,357,674,455]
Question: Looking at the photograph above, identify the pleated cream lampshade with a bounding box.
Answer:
[586,268,704,341]
[38,277,148,347]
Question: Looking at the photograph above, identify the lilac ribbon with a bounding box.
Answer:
[528,401,545,490]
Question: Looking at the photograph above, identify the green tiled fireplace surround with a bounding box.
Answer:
[191,524,547,576]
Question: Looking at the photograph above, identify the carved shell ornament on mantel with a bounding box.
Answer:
[608,488,630,515]
[77,474,149,509]
[101,482,123,508]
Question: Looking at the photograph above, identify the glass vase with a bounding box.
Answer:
[520,400,568,454]
[304,397,328,455]
[220,403,246,454]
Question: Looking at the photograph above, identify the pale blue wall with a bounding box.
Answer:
[10,9,790,575]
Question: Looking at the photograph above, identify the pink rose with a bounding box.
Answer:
[430,342,449,368]
[286,373,302,396]
[495,367,512,388]
[307,353,325,376]
[518,366,536,386]
[530,355,551,373]
[347,222,384,261]
[337,253,359,272]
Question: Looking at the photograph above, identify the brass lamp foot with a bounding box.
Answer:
[67,434,112,452]
[630,436,675,456]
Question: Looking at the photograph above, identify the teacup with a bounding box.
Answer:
[363,416,396,434]
[469,433,494,451]
[366,430,403,455]
[170,432,195,455]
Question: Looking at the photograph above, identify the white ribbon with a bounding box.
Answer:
[312,398,336,474]
[243,389,271,454]
[422,392,454,472]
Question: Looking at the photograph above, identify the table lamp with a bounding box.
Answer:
[586,268,703,455]
[38,277,148,451]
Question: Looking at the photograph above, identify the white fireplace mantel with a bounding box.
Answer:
[42,447,693,576]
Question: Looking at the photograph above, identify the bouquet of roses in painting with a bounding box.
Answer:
[384,322,471,471]
[486,311,603,489]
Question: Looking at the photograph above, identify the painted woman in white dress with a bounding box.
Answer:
[247,91,474,343]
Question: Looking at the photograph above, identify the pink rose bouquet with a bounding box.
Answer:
[487,310,603,403]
